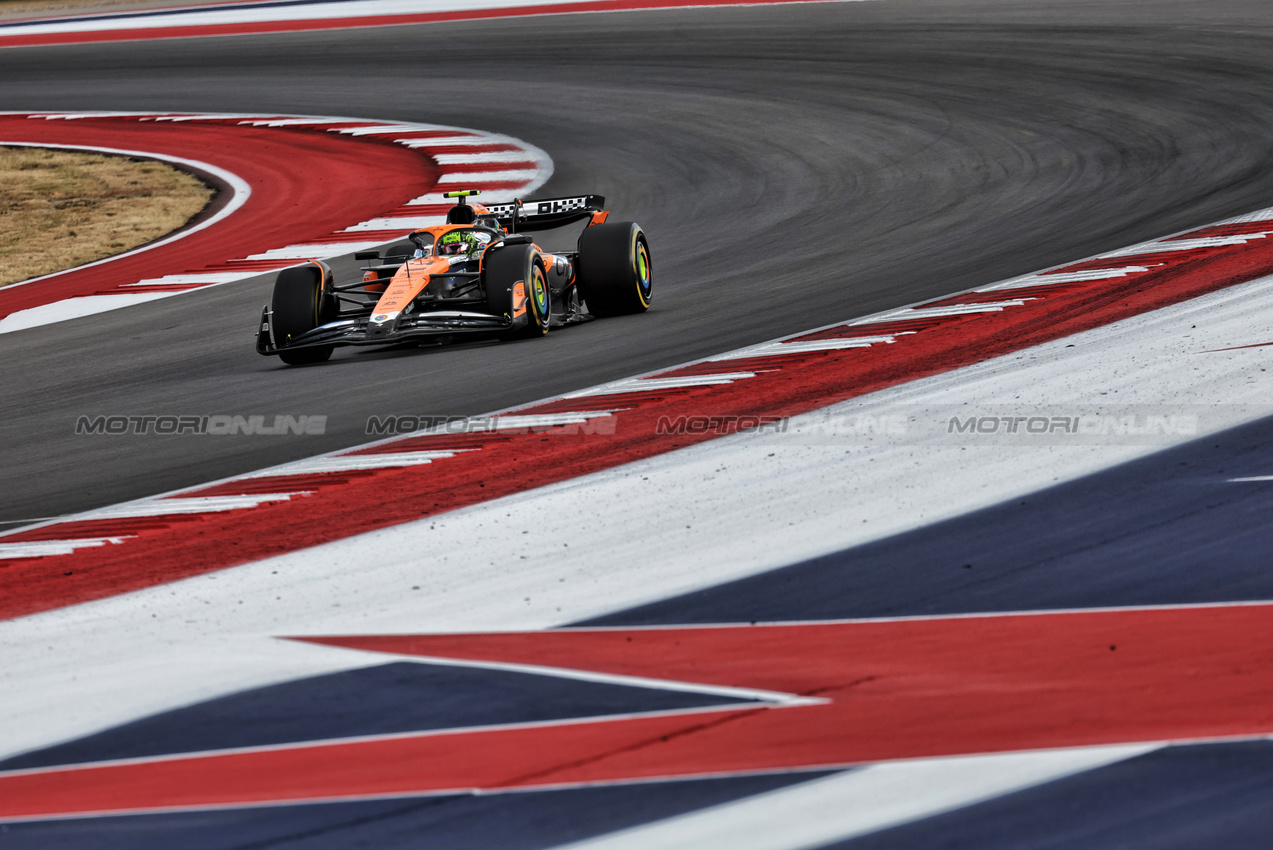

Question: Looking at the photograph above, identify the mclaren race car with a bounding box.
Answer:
[255,190,652,365]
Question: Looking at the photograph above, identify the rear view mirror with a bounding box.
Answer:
[354,251,380,261]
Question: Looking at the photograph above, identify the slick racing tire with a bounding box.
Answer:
[271,263,337,365]
[483,244,550,339]
[576,221,651,317]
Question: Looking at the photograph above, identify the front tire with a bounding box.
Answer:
[576,221,651,317]
[483,244,550,339]
[271,263,336,365]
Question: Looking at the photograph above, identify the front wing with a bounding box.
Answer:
[255,306,513,356]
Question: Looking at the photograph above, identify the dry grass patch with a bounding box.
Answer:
[0,0,168,21]
[0,146,215,286]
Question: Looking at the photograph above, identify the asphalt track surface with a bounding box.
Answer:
[3,0,1273,527]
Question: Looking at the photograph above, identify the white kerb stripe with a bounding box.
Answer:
[981,266,1151,290]
[31,112,157,119]
[241,451,462,477]
[433,152,538,165]
[566,375,754,397]
[491,413,613,429]
[0,292,185,334]
[0,538,131,559]
[1100,235,1264,257]
[153,114,277,122]
[343,217,444,232]
[1227,209,1273,223]
[706,335,904,360]
[244,243,386,260]
[854,301,1029,323]
[398,137,498,149]
[123,272,261,286]
[237,118,368,127]
[767,337,899,355]
[334,125,469,137]
[76,494,297,519]
[552,744,1156,850]
[437,169,540,183]
[405,192,466,205]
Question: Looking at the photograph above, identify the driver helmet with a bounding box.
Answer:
[437,230,479,256]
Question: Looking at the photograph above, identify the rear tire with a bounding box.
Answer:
[483,244,550,339]
[576,221,651,317]
[271,263,336,365]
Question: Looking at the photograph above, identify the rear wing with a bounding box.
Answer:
[483,194,606,231]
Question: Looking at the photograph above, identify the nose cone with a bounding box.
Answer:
[371,257,436,332]
[367,310,401,338]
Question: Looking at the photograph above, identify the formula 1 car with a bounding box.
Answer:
[255,190,651,365]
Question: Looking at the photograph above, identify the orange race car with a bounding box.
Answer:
[255,190,652,365]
